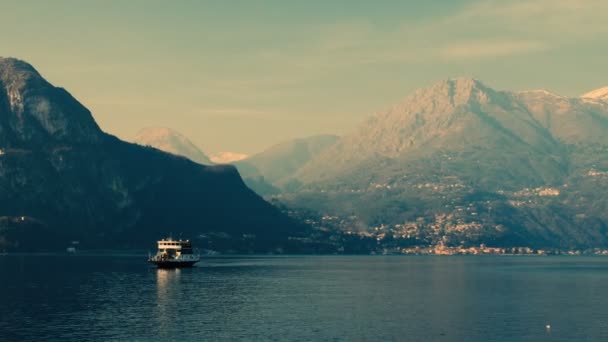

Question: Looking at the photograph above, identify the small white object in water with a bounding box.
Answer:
[546,324,551,332]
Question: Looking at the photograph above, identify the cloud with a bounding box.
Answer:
[310,0,608,65]
[445,0,608,38]
[56,64,118,74]
[188,106,305,121]
[247,0,603,73]
[194,107,272,119]
[126,0,608,119]
[439,40,549,60]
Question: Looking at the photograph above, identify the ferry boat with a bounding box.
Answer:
[148,238,200,268]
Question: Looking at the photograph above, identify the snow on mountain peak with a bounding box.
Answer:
[581,86,608,101]
[518,89,564,98]
[209,152,249,164]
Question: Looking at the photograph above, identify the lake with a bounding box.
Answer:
[1,255,607,341]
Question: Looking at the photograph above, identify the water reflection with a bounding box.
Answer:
[3,256,608,341]
[155,268,181,334]
[156,268,181,296]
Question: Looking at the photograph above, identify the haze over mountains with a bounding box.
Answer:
[125,76,608,250]
[132,129,339,196]
[0,57,304,252]
[2,56,607,251]
[133,127,213,165]
[275,78,608,249]
[292,78,608,187]
[236,135,339,188]
[129,128,278,196]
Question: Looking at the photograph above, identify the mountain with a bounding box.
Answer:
[295,79,608,187]
[237,134,339,188]
[133,127,213,165]
[130,127,282,196]
[0,58,103,146]
[516,90,608,145]
[295,79,565,187]
[209,152,249,164]
[133,129,278,196]
[281,78,608,249]
[581,86,608,102]
[0,57,305,252]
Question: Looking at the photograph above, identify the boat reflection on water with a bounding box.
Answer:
[156,268,181,300]
[156,268,180,289]
[154,268,182,331]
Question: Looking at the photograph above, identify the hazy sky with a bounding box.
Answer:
[1,0,607,154]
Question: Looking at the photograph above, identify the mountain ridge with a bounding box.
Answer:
[0,57,103,146]
[582,86,608,101]
[0,58,304,252]
[236,134,339,188]
[276,77,608,249]
[293,78,608,186]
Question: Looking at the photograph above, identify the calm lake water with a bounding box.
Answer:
[1,255,608,341]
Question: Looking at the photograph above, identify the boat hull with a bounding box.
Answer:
[148,260,198,268]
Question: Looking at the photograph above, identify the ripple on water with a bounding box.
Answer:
[1,255,608,341]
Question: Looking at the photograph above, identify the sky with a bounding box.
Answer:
[1,0,607,154]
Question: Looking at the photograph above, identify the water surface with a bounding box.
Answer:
[1,255,607,341]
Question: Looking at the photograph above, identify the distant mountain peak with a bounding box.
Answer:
[581,86,608,101]
[428,77,489,94]
[133,127,212,165]
[210,152,249,164]
[402,77,499,111]
[134,127,179,140]
[439,77,491,92]
[235,134,339,186]
[444,77,485,87]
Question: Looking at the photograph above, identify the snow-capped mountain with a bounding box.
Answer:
[581,86,608,101]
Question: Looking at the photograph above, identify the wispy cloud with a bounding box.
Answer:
[439,40,549,60]
[252,0,608,72]
[56,64,118,74]
[149,0,608,119]
[442,0,608,38]
[193,107,272,119]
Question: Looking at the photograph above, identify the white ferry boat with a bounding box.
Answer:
[148,238,200,268]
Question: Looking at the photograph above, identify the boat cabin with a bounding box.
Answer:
[156,238,194,259]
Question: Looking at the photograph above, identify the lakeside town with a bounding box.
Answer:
[395,244,608,256]
[276,199,608,256]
